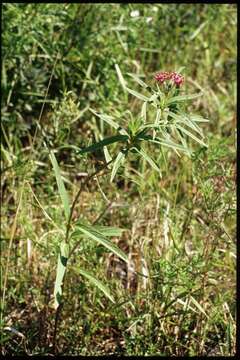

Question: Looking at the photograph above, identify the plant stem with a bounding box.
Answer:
[53,157,115,353]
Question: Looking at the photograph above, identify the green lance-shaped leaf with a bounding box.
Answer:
[167,92,203,105]
[138,123,165,131]
[97,134,113,167]
[72,224,125,238]
[53,241,69,310]
[154,108,161,126]
[49,150,70,221]
[188,113,209,122]
[78,268,115,303]
[133,147,161,175]
[89,108,128,136]
[75,223,128,263]
[91,225,125,237]
[58,144,83,152]
[111,150,126,182]
[137,134,190,153]
[141,101,147,123]
[168,111,204,138]
[125,87,149,102]
[175,124,208,147]
[103,145,112,168]
[78,135,129,154]
[153,108,161,139]
[174,127,192,157]
[127,73,151,90]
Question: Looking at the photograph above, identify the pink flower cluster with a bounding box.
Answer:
[155,71,184,86]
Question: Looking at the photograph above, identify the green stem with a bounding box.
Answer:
[53,157,115,354]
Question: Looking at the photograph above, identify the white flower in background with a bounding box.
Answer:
[130,10,140,18]
[153,6,158,12]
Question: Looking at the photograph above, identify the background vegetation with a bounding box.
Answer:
[1,3,236,356]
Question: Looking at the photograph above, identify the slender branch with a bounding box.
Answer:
[52,303,63,354]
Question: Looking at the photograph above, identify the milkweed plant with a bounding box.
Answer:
[49,65,208,342]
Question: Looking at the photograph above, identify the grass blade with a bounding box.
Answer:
[49,150,70,221]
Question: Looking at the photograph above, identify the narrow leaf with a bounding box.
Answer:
[72,224,125,238]
[49,151,70,221]
[92,226,125,237]
[133,147,161,174]
[78,268,115,303]
[86,61,93,79]
[89,108,128,136]
[168,111,204,138]
[111,151,126,182]
[155,108,161,126]
[174,127,192,157]
[167,92,203,105]
[76,223,128,263]
[125,87,149,102]
[115,64,127,90]
[127,73,150,89]
[78,135,128,154]
[137,134,189,153]
[153,108,161,139]
[53,241,69,310]
[175,125,208,147]
[190,295,208,318]
[141,102,147,123]
[188,114,209,122]
[103,143,112,167]
[138,123,164,131]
